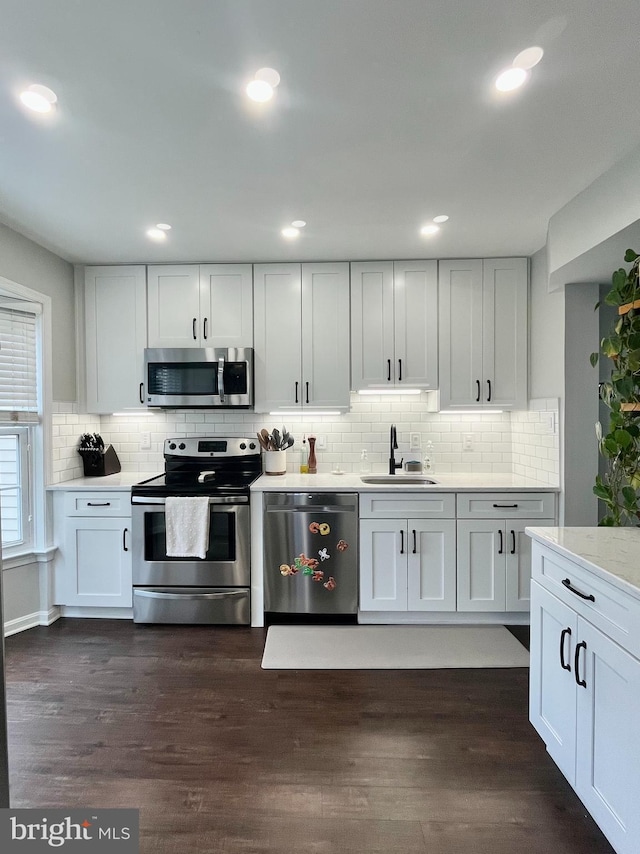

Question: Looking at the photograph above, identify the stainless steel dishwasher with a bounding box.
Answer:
[263,492,358,615]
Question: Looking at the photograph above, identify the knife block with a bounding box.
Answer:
[79,444,121,477]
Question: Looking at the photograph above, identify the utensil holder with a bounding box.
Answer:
[264,450,287,475]
[79,444,121,477]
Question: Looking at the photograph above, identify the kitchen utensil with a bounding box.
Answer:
[257,432,268,451]
[282,436,294,450]
[272,428,281,449]
[260,429,271,450]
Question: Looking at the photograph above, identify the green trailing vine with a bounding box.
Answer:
[590,248,640,525]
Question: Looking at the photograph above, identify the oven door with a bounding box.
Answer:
[132,497,250,586]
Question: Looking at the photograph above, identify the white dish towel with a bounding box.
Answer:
[165,496,211,559]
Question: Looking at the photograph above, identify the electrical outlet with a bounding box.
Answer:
[140,431,151,450]
[463,433,474,451]
[544,412,557,434]
[316,435,326,450]
[410,433,421,450]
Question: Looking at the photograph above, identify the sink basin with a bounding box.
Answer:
[360,475,438,485]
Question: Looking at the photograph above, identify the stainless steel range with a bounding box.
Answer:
[131,437,261,624]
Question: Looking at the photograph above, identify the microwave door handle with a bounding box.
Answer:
[217,356,226,403]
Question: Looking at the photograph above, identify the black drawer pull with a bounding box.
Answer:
[498,529,503,554]
[412,529,417,554]
[400,529,404,555]
[203,317,208,340]
[562,578,595,602]
[487,379,492,402]
[475,379,480,402]
[574,640,587,688]
[139,382,144,404]
[493,503,518,508]
[387,359,392,382]
[398,359,402,382]
[87,502,111,507]
[306,381,310,404]
[295,381,299,403]
[560,627,572,671]
[123,527,129,552]
[192,317,197,340]
[510,529,516,554]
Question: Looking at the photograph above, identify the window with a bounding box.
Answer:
[0,302,40,554]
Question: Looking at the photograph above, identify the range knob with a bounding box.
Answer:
[178,442,186,450]
[240,442,246,450]
[169,442,176,450]
[249,442,256,450]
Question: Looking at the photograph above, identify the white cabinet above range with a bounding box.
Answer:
[350,260,438,391]
[147,264,253,349]
[253,262,350,413]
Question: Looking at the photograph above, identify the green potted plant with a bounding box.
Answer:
[590,248,640,525]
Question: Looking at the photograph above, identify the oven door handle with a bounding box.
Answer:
[131,495,249,505]
[134,589,246,600]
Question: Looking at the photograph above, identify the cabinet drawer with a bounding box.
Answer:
[532,542,640,660]
[456,492,555,519]
[64,491,130,517]
[359,492,455,519]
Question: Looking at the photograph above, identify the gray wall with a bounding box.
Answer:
[529,247,564,399]
[0,222,76,401]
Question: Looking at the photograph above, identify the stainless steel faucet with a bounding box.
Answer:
[389,424,403,475]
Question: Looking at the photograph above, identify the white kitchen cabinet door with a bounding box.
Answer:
[438,259,484,407]
[505,520,549,612]
[576,619,640,854]
[60,516,132,608]
[199,264,253,348]
[529,580,578,784]
[438,258,527,409]
[147,265,201,348]
[406,519,456,611]
[301,263,350,410]
[253,264,303,411]
[359,519,407,611]
[482,258,528,410]
[393,260,438,389]
[84,266,147,413]
[350,262,395,389]
[456,519,505,611]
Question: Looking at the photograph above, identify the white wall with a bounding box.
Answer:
[529,247,564,400]
[0,221,75,401]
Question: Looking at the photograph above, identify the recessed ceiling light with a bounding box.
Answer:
[246,79,274,102]
[156,223,171,231]
[513,46,544,70]
[420,224,440,236]
[146,227,167,241]
[282,226,300,239]
[19,83,57,113]
[433,215,449,223]
[495,66,528,92]
[255,67,281,88]
[291,220,306,228]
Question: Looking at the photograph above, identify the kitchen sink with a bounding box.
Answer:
[360,475,439,485]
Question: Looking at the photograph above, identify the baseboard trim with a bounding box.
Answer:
[4,607,61,637]
[357,611,531,625]
[59,607,133,620]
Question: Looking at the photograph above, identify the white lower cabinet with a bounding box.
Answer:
[359,518,456,611]
[529,544,640,854]
[53,491,132,609]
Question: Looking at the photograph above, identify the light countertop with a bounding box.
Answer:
[526,526,640,598]
[47,472,159,491]
[251,472,559,493]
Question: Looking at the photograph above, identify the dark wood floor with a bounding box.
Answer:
[4,620,613,853]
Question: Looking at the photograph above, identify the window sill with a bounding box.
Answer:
[1,546,57,571]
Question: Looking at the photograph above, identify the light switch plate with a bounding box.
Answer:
[140,431,151,450]
[316,435,326,450]
[410,433,421,450]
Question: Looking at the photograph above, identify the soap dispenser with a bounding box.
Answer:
[359,449,371,473]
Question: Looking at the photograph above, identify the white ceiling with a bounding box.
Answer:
[1,0,640,265]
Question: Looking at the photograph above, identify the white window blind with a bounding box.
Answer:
[0,303,40,422]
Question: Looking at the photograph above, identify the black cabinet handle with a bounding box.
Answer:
[306,381,309,404]
[400,529,404,555]
[412,529,417,554]
[203,317,208,340]
[139,382,144,404]
[87,502,110,507]
[123,527,129,552]
[560,627,572,671]
[295,381,299,404]
[510,530,516,554]
[493,503,518,508]
[487,379,492,402]
[562,578,595,602]
[192,318,197,340]
[475,379,481,402]
[574,641,587,688]
[398,359,402,382]
[498,529,503,554]
[387,359,392,382]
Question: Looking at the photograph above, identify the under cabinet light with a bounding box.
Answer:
[269,411,342,417]
[357,388,422,395]
[440,409,504,414]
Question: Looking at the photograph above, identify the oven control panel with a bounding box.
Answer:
[164,437,259,457]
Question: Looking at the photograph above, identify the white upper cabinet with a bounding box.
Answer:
[351,260,438,390]
[438,258,528,409]
[253,262,350,413]
[84,266,147,413]
[147,264,253,349]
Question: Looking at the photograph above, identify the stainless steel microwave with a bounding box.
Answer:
[144,348,254,409]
